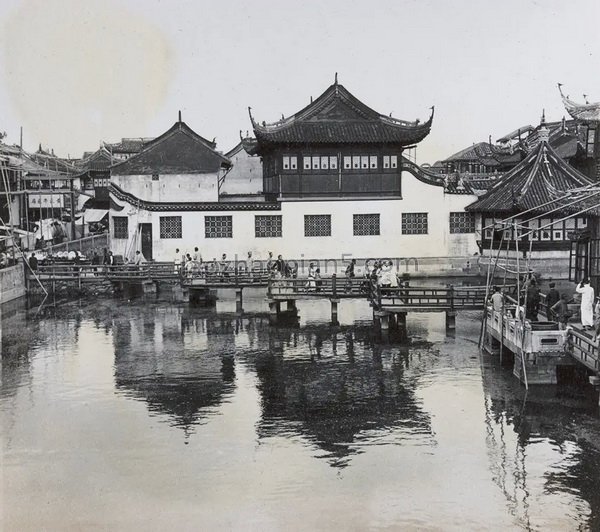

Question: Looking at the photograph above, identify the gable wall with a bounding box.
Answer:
[112,173,219,203]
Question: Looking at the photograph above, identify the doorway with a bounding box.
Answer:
[139,223,153,261]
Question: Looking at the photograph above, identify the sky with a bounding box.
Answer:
[1,0,599,165]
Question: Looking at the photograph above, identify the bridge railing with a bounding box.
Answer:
[566,329,600,373]
[33,263,151,281]
[267,275,367,298]
[42,233,109,255]
[184,271,272,286]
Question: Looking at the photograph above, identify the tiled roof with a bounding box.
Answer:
[109,183,280,212]
[77,147,114,171]
[105,138,154,154]
[466,140,593,214]
[111,121,231,176]
[559,85,600,122]
[250,82,433,146]
[444,142,520,166]
[28,151,77,174]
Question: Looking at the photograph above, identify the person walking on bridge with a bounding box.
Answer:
[490,286,503,311]
[576,278,594,330]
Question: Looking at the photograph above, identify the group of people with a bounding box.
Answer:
[490,276,600,340]
[365,259,404,288]
[173,249,298,279]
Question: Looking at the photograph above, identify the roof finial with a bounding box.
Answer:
[178,110,182,122]
[334,72,338,85]
[248,106,256,126]
[310,96,313,103]
[538,109,549,143]
[584,94,589,104]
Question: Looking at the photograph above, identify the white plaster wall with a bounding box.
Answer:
[112,173,219,203]
[220,149,262,195]
[110,171,480,263]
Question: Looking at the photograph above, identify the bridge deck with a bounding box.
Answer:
[267,277,368,300]
[30,263,273,288]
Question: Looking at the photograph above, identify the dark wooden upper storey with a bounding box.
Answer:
[243,80,433,199]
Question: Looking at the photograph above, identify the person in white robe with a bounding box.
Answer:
[576,278,595,329]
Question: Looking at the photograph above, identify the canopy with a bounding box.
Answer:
[78,209,108,223]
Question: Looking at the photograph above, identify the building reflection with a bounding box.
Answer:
[480,354,600,529]
[0,300,82,399]
[111,304,434,466]
[243,323,433,468]
[113,306,236,431]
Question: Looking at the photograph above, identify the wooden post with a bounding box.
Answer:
[446,310,456,331]
[332,273,337,299]
[331,299,339,325]
[381,312,390,330]
[397,312,407,341]
[269,300,280,325]
[235,288,243,313]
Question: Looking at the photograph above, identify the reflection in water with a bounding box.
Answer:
[250,327,433,468]
[481,354,600,529]
[113,307,237,432]
[2,294,600,530]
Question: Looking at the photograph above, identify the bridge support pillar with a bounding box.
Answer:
[331,299,340,325]
[445,310,456,331]
[269,300,281,325]
[286,299,297,312]
[188,286,215,306]
[142,279,157,295]
[235,288,243,313]
[395,312,408,342]
[380,312,390,331]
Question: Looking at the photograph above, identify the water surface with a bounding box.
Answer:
[2,290,600,531]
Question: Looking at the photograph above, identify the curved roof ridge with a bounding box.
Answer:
[250,82,433,135]
[111,121,230,173]
[519,142,546,199]
[465,138,594,213]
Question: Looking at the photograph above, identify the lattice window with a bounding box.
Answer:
[160,216,182,239]
[112,216,128,239]
[304,214,331,237]
[205,215,232,238]
[353,213,380,236]
[282,156,297,170]
[402,213,428,235]
[255,215,282,238]
[449,212,476,234]
[383,155,398,169]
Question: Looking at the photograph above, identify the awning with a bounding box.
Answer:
[0,225,35,236]
[78,209,108,223]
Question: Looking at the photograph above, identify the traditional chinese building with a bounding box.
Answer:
[75,147,114,208]
[109,80,480,268]
[559,85,600,179]
[558,86,600,287]
[466,116,594,276]
[238,78,479,264]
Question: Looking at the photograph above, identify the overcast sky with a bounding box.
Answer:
[1,0,599,164]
